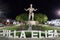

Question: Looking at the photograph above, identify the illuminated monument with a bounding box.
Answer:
[25,4,37,21]
[25,4,38,26]
[24,4,38,30]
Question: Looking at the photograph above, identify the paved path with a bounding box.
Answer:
[28,24,32,30]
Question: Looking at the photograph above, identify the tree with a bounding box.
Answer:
[16,13,28,21]
[35,13,48,23]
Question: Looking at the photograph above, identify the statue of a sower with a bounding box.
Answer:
[24,4,37,21]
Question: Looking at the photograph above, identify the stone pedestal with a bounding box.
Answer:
[26,21,39,30]
[26,21,39,25]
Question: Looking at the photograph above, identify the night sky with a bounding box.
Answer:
[0,0,60,20]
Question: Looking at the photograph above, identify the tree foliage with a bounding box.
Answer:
[16,13,48,23]
[35,13,48,23]
[16,13,28,21]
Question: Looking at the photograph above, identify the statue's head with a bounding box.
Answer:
[30,4,33,8]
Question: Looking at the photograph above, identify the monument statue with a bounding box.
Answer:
[25,4,37,21]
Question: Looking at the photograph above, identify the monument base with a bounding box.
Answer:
[26,21,39,25]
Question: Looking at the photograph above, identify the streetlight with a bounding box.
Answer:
[57,10,60,16]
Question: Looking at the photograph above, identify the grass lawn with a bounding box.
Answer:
[2,25,29,30]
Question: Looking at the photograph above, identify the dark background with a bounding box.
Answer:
[0,0,60,20]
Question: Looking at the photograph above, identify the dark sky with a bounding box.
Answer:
[1,0,60,20]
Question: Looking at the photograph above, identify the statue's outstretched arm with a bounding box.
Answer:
[34,9,37,11]
[24,8,29,11]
